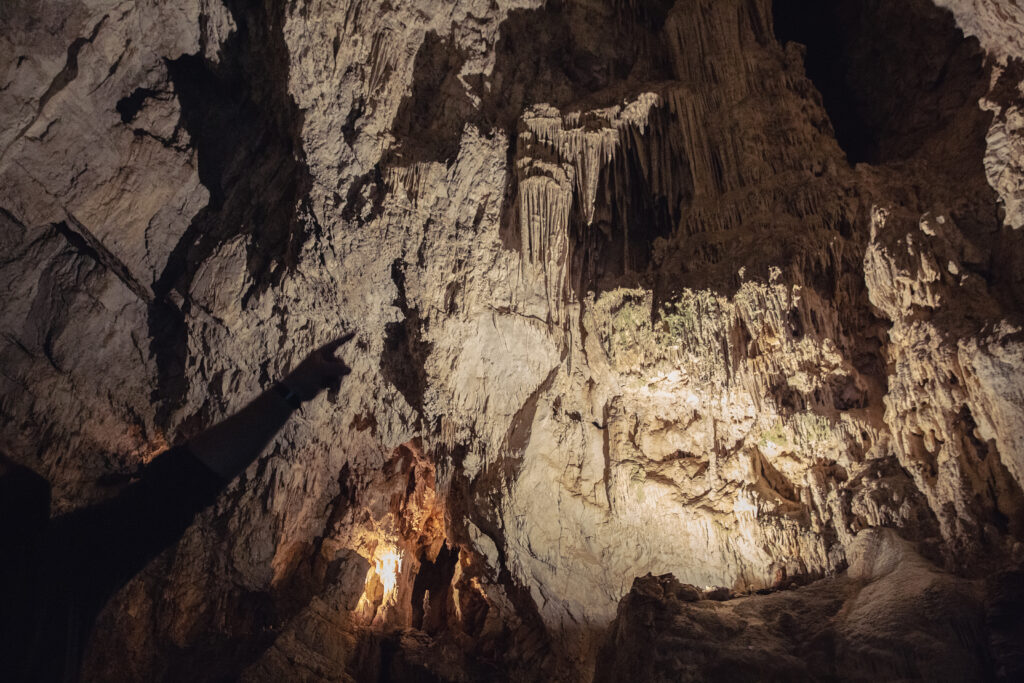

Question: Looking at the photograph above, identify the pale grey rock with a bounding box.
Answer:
[934,0,1024,61]
[1,0,1022,680]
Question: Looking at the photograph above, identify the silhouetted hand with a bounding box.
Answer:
[282,333,355,401]
[189,333,356,480]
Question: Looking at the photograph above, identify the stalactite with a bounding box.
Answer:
[3,0,1023,680]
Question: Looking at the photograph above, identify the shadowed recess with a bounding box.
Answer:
[772,0,990,167]
[146,0,313,428]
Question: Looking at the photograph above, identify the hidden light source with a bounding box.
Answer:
[375,546,402,597]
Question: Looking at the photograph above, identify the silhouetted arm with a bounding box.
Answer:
[51,333,357,627]
[188,333,354,479]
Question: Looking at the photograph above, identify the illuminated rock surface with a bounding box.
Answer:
[1,0,1023,680]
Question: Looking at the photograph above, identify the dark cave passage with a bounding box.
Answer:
[771,0,990,167]
[410,544,459,632]
[568,109,688,297]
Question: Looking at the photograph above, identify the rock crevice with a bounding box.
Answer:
[2,0,1023,680]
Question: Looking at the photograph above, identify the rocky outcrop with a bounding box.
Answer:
[596,529,1024,682]
[2,0,1023,680]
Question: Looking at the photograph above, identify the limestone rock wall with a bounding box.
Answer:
[595,529,1023,682]
[2,0,1023,680]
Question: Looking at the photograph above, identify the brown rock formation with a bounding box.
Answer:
[597,530,1024,681]
[2,0,1023,680]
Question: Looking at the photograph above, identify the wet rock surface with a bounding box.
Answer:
[2,0,1024,680]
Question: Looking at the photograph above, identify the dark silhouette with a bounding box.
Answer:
[0,334,355,682]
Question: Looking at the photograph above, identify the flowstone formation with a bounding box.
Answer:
[2,0,1023,680]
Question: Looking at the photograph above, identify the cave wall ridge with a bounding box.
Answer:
[2,0,1023,679]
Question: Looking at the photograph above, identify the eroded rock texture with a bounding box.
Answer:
[2,0,1023,680]
[597,530,1024,682]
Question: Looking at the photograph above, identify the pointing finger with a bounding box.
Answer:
[323,332,356,355]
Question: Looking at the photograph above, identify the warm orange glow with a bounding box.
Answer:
[356,543,403,620]
[374,547,402,597]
